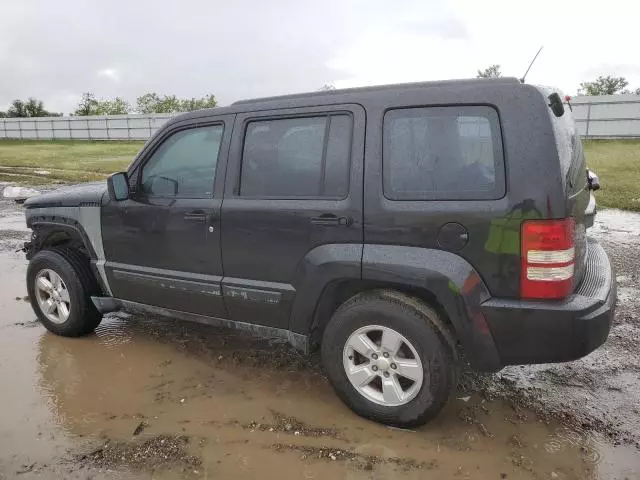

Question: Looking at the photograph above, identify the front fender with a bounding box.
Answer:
[362,245,501,371]
[25,206,111,296]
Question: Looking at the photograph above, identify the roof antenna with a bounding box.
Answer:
[520,46,543,83]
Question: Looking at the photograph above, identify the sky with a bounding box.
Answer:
[1,0,640,114]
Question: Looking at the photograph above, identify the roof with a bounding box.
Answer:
[169,76,523,124]
[232,77,522,106]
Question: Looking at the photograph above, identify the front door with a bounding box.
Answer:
[101,115,233,317]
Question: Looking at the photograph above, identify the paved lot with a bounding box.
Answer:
[0,190,638,479]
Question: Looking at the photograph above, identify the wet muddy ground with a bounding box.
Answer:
[0,188,638,479]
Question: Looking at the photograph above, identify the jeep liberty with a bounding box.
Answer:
[23,78,616,426]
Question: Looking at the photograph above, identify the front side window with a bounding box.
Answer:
[383,106,505,200]
[240,114,352,198]
[141,124,223,197]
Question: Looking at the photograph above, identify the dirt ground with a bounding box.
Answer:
[0,186,638,479]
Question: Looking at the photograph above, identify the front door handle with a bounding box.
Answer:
[184,211,207,223]
[310,214,352,227]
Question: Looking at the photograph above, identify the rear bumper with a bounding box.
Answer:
[482,239,616,366]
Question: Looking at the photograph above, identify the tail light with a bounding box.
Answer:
[521,218,575,299]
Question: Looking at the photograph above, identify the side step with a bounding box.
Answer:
[91,296,120,314]
[88,296,310,354]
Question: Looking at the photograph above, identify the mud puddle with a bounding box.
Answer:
[0,197,639,479]
[0,252,634,479]
[462,209,640,459]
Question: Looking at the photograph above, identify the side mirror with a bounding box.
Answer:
[108,172,130,201]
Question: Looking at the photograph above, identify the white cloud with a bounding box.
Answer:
[97,68,120,82]
[1,0,639,113]
[328,0,640,96]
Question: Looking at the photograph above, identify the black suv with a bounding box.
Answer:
[23,78,615,426]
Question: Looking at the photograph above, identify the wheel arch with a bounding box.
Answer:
[28,221,96,259]
[292,244,502,372]
[25,206,109,296]
[308,279,453,343]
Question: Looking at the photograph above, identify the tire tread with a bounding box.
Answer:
[27,248,102,337]
[322,289,458,427]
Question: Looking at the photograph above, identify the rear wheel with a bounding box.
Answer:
[321,290,457,427]
[27,249,102,336]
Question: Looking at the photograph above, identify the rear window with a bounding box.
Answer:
[383,106,505,200]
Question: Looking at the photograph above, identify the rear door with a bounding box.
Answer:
[221,105,364,329]
[364,103,509,288]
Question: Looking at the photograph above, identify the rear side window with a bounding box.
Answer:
[383,106,505,200]
[240,114,352,198]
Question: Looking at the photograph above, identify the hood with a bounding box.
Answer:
[24,181,108,208]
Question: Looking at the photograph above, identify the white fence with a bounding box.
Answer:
[1,94,640,140]
[571,94,640,138]
[0,113,174,140]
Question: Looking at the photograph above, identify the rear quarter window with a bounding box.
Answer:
[383,106,505,200]
[548,103,586,194]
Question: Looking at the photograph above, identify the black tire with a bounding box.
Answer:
[26,248,102,337]
[321,290,457,427]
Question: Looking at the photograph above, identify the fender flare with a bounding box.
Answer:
[25,206,110,295]
[27,218,97,260]
[289,243,501,372]
[289,243,363,336]
[361,244,501,371]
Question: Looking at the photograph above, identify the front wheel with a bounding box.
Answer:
[27,249,102,337]
[321,290,457,427]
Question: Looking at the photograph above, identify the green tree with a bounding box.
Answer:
[7,100,28,117]
[136,93,181,114]
[136,92,217,113]
[0,111,6,118]
[180,94,217,111]
[579,75,629,95]
[74,93,131,116]
[477,64,501,78]
[94,97,131,115]
[24,98,47,117]
[74,92,99,116]
[5,98,60,117]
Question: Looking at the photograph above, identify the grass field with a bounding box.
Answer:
[0,140,143,185]
[0,139,638,211]
[582,140,640,212]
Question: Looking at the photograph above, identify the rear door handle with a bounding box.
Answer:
[310,214,352,227]
[184,211,207,223]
